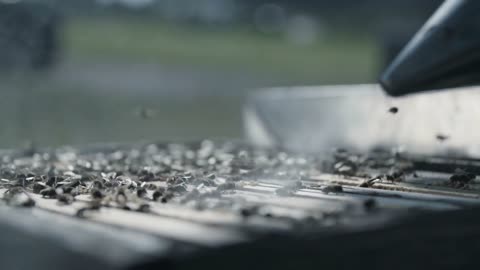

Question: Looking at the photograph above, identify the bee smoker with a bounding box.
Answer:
[380,0,480,96]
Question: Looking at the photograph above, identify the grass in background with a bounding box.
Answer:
[65,16,379,84]
[0,77,242,148]
[0,15,380,148]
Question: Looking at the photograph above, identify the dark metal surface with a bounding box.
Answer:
[159,206,480,270]
[0,206,182,270]
[380,0,480,96]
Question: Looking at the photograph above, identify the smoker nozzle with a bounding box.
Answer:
[380,0,480,96]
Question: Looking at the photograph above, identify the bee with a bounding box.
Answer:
[92,179,105,189]
[160,191,174,203]
[152,188,164,201]
[136,187,147,198]
[91,188,104,200]
[239,205,259,218]
[388,107,399,114]
[436,134,449,142]
[321,185,343,194]
[40,187,57,198]
[358,176,381,188]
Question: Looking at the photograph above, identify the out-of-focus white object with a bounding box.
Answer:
[244,84,480,157]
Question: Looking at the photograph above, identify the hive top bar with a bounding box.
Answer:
[1,140,480,269]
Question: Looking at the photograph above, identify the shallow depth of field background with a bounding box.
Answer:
[0,0,441,148]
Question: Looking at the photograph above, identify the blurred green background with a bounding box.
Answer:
[0,0,440,148]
